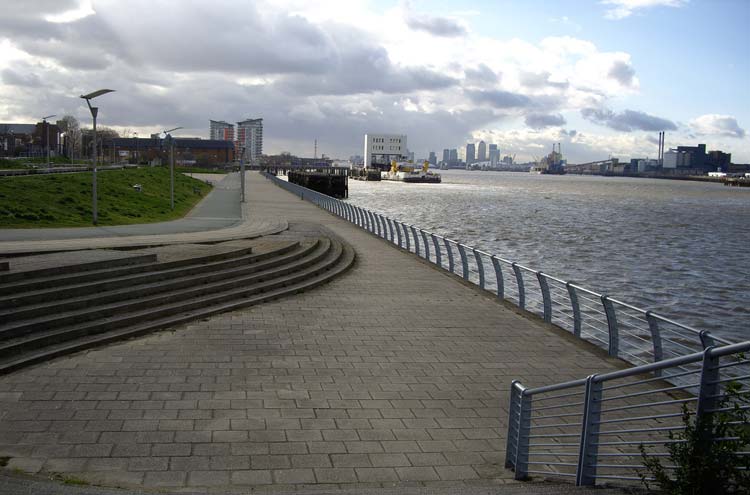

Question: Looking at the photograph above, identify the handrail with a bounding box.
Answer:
[262,172,739,370]
[505,341,750,486]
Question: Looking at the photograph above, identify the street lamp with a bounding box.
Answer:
[41,114,56,170]
[133,131,138,165]
[163,126,183,210]
[80,89,115,225]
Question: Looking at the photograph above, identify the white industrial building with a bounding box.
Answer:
[364,133,407,169]
[663,149,691,169]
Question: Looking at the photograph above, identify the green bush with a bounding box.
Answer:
[639,381,750,494]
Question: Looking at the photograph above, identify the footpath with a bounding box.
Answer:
[0,173,636,493]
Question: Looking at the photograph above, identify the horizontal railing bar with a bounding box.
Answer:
[531,401,585,412]
[595,411,687,425]
[531,411,584,419]
[597,452,671,457]
[706,374,750,385]
[530,390,585,402]
[526,470,577,477]
[598,425,685,436]
[593,439,687,446]
[526,461,578,467]
[593,475,655,481]
[524,378,588,396]
[601,368,700,390]
[705,404,750,414]
[528,452,580,457]
[598,397,696,414]
[601,382,701,402]
[529,442,582,447]
[528,433,581,438]
[526,422,581,430]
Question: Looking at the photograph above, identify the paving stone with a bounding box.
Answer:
[314,467,358,483]
[273,468,316,484]
[354,467,399,483]
[128,456,169,471]
[396,466,440,481]
[188,470,230,486]
[232,470,272,485]
[144,470,187,487]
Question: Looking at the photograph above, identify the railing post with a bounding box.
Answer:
[511,263,525,310]
[699,330,716,349]
[696,346,720,420]
[473,249,485,289]
[367,210,375,232]
[354,207,362,226]
[387,218,395,242]
[566,283,582,338]
[457,244,469,280]
[514,389,532,480]
[645,311,663,367]
[420,230,431,261]
[505,381,521,469]
[443,239,455,273]
[431,234,442,268]
[375,214,383,237]
[600,295,619,357]
[410,226,421,257]
[536,272,552,324]
[403,223,411,251]
[576,375,602,486]
[491,256,504,299]
[395,221,403,247]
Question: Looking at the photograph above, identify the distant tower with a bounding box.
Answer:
[488,143,499,165]
[428,151,437,165]
[477,140,486,161]
[465,143,475,164]
[236,118,263,162]
[442,149,450,163]
[209,120,234,141]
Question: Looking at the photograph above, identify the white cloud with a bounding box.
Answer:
[690,114,746,138]
[602,0,688,20]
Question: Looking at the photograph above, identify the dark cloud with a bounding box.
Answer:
[519,71,569,90]
[1,68,42,87]
[691,115,746,138]
[581,107,677,132]
[465,89,531,109]
[607,60,636,86]
[464,64,500,85]
[525,113,566,129]
[404,12,467,37]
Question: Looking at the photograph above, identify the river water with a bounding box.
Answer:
[345,170,750,343]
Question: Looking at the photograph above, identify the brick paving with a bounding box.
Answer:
[0,172,633,491]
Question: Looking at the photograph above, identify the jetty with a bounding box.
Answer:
[0,172,743,493]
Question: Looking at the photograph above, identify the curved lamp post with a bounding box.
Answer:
[80,89,115,225]
[163,126,183,209]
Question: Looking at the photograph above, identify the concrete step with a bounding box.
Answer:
[0,252,157,286]
[0,260,8,271]
[0,242,263,299]
[0,239,331,341]
[0,241,301,312]
[0,236,354,375]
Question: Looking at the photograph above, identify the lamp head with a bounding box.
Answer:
[80,89,115,100]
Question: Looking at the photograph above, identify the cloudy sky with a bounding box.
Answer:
[1,0,748,163]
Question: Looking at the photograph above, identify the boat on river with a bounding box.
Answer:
[382,160,441,183]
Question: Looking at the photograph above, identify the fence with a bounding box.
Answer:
[504,341,750,485]
[261,173,735,369]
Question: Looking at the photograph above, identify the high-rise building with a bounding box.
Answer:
[465,143,475,164]
[489,143,499,165]
[449,148,458,165]
[236,118,263,162]
[209,120,234,141]
[477,140,486,161]
[428,151,437,165]
[442,149,450,163]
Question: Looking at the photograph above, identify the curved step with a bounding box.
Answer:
[0,242,277,301]
[0,239,331,340]
[0,252,157,285]
[0,240,308,321]
[0,238,354,375]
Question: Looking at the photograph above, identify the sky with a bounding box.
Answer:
[0,0,748,163]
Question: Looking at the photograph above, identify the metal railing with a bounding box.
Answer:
[262,172,735,371]
[504,341,750,485]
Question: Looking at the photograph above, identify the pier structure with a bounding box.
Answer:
[0,172,706,492]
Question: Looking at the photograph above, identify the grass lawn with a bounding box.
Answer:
[0,166,213,228]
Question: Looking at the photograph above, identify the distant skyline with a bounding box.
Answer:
[1,0,748,163]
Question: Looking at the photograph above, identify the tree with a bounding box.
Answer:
[57,115,81,160]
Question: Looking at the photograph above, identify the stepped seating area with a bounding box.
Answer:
[0,232,354,374]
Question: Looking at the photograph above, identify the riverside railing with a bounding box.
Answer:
[262,172,735,372]
[504,341,750,485]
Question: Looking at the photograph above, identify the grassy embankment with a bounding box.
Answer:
[0,166,212,228]
[0,157,78,169]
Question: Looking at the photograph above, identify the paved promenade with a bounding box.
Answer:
[0,173,632,492]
